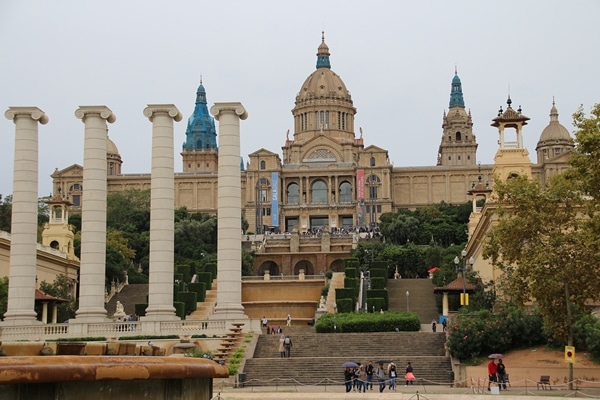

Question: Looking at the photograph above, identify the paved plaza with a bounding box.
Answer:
[212,383,600,400]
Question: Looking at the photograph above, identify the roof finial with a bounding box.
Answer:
[552,96,555,106]
[454,64,457,75]
[322,30,325,42]
[200,74,202,85]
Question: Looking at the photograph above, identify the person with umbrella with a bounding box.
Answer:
[342,362,357,393]
[487,354,502,390]
[496,359,507,390]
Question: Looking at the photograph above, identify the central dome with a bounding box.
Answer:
[295,33,353,106]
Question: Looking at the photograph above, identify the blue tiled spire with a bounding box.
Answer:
[183,80,217,150]
[316,31,331,69]
[449,69,465,108]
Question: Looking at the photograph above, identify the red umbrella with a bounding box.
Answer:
[488,353,504,359]
[428,267,440,273]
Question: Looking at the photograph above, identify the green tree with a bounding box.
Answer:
[106,229,136,288]
[38,274,77,322]
[0,194,11,232]
[483,173,600,345]
[0,277,8,320]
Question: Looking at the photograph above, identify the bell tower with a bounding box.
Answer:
[491,97,532,181]
[41,190,78,260]
[437,69,478,166]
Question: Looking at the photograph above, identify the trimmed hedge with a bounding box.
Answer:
[370,277,386,290]
[175,264,192,283]
[367,289,388,310]
[196,272,213,290]
[187,282,206,302]
[315,311,420,333]
[174,301,185,319]
[204,263,217,279]
[367,297,386,313]
[177,291,198,315]
[335,298,354,314]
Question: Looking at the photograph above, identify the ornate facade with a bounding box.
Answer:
[51,35,574,274]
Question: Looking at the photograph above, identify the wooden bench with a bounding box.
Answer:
[537,375,551,390]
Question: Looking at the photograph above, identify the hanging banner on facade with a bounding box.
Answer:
[271,172,279,227]
[357,169,365,201]
[357,169,365,227]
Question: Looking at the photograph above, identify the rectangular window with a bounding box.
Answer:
[263,208,271,216]
[72,195,81,207]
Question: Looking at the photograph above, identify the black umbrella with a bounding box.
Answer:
[375,360,391,364]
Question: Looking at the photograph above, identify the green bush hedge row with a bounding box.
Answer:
[315,311,420,333]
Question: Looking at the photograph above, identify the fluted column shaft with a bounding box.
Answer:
[210,102,248,320]
[3,107,48,325]
[143,104,182,320]
[75,106,115,322]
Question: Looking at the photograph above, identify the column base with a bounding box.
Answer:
[142,305,178,321]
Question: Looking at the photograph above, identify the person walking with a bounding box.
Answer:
[286,314,292,327]
[356,365,367,393]
[431,319,437,332]
[365,360,374,390]
[387,361,397,390]
[487,359,498,391]
[496,359,507,390]
[283,335,292,358]
[376,362,386,393]
[278,334,285,358]
[344,367,353,392]
[405,361,415,386]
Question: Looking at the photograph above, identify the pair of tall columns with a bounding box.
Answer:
[3,102,248,324]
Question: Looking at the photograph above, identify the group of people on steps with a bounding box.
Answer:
[344,360,416,392]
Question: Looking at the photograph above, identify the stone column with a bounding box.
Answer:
[3,107,48,325]
[142,104,182,320]
[74,106,115,322]
[41,302,48,324]
[210,102,248,321]
[442,292,449,316]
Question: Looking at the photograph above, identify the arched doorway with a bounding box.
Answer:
[328,259,345,272]
[258,261,280,276]
[293,260,314,276]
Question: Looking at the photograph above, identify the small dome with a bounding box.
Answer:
[107,136,120,156]
[538,102,571,142]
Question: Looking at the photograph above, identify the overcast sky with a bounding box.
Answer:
[1,0,599,197]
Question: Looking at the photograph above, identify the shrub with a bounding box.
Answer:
[446,307,546,362]
[315,311,420,333]
[177,291,198,315]
[187,282,206,302]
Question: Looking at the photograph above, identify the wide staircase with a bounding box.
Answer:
[242,331,450,387]
[187,280,218,320]
[105,284,149,317]
[388,279,439,324]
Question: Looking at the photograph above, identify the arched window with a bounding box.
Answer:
[370,156,376,167]
[311,180,328,204]
[287,183,299,204]
[260,160,266,170]
[455,131,462,141]
[339,181,352,203]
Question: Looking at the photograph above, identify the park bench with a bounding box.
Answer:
[537,375,551,390]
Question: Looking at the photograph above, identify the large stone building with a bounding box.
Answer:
[50,35,573,274]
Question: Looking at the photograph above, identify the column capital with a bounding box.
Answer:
[210,102,248,121]
[143,104,182,122]
[75,106,116,123]
[5,106,49,124]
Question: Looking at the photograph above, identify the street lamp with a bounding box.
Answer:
[454,250,475,306]
[333,302,337,333]
[405,290,410,312]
